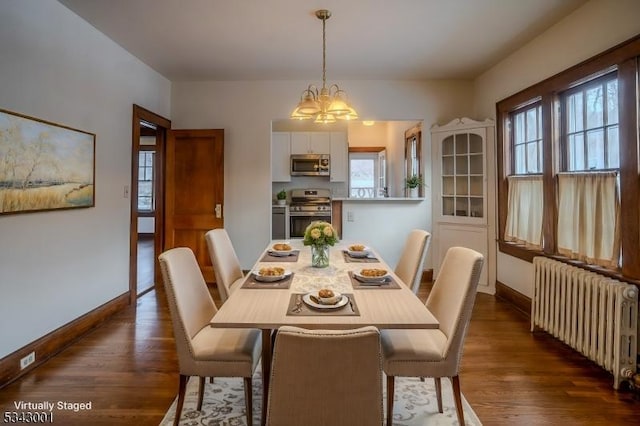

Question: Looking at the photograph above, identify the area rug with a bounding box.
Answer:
[160,367,482,425]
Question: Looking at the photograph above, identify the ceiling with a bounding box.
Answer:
[58,0,587,82]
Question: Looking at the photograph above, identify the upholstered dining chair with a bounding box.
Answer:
[205,228,245,303]
[394,229,431,294]
[382,246,484,426]
[158,247,261,426]
[266,326,383,426]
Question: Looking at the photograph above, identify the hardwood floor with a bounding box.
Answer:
[0,283,637,425]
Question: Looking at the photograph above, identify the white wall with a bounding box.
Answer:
[473,0,640,297]
[0,1,171,358]
[171,80,474,270]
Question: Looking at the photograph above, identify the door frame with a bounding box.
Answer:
[130,105,171,304]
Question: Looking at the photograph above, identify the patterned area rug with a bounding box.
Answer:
[160,367,482,425]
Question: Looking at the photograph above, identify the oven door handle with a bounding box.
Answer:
[289,212,332,217]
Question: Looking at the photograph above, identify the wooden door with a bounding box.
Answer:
[164,129,224,283]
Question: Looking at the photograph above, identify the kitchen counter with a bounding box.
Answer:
[331,197,424,201]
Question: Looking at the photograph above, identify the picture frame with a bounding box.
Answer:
[0,108,95,215]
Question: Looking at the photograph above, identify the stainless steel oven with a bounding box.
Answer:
[288,189,332,238]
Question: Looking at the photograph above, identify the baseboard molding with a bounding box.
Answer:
[0,292,130,389]
[495,281,531,317]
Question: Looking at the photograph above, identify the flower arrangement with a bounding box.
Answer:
[303,221,338,247]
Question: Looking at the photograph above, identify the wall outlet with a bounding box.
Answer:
[347,211,354,222]
[20,351,35,370]
[123,185,129,198]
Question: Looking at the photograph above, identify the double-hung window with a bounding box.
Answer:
[505,103,544,248]
[138,150,155,212]
[557,73,620,267]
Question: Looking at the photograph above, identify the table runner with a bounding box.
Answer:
[286,293,360,316]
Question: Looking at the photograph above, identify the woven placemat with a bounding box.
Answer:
[241,272,294,289]
[348,271,402,289]
[286,293,360,316]
[341,250,379,263]
[260,250,300,262]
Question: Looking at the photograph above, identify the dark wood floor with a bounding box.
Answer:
[1,282,638,425]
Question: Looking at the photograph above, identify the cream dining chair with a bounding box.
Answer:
[394,229,431,294]
[382,246,484,426]
[205,228,244,303]
[266,326,384,426]
[158,247,261,426]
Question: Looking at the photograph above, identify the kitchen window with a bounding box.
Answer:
[348,148,387,198]
[496,34,640,280]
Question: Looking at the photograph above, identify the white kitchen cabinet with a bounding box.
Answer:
[271,132,291,182]
[329,131,348,182]
[431,117,494,289]
[290,132,331,154]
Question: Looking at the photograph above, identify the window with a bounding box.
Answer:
[497,34,640,280]
[404,125,422,196]
[512,103,543,174]
[563,75,619,171]
[349,150,386,198]
[138,151,155,212]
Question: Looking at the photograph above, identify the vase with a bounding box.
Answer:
[311,244,330,268]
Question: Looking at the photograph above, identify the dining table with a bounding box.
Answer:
[209,239,439,426]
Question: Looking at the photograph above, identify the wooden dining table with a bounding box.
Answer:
[209,239,439,425]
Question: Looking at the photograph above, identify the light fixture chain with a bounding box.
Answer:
[322,14,326,89]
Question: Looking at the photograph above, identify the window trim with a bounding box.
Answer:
[496,33,640,282]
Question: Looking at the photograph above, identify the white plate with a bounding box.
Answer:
[268,249,294,257]
[252,269,292,282]
[346,246,370,258]
[303,292,349,309]
[353,270,390,283]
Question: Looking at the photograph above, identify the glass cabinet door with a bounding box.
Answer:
[441,132,484,219]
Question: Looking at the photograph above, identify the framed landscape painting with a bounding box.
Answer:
[0,108,95,215]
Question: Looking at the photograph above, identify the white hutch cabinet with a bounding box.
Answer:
[431,118,494,289]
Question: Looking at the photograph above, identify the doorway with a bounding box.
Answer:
[130,105,171,303]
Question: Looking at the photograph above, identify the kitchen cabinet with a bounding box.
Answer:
[290,132,331,154]
[271,132,291,182]
[272,205,289,239]
[431,117,494,288]
[329,131,348,182]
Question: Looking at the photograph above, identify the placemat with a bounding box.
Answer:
[341,250,380,263]
[286,293,360,316]
[241,272,294,289]
[348,271,402,289]
[260,250,300,262]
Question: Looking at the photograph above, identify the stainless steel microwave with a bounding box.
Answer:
[290,154,330,176]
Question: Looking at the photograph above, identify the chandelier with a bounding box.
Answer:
[290,9,358,124]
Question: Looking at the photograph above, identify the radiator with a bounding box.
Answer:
[532,256,638,389]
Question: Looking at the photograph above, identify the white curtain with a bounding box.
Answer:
[505,175,543,249]
[557,172,620,268]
